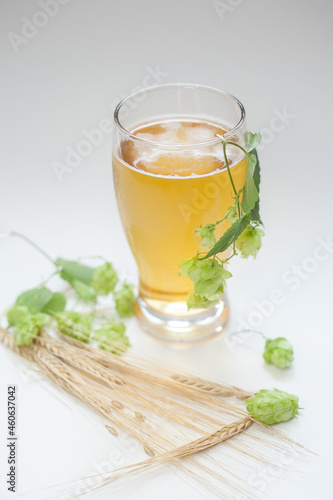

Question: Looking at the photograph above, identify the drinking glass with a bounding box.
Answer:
[112,84,247,343]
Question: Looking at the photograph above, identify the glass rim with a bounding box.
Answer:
[113,83,246,148]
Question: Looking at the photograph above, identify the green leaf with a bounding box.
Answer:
[72,280,96,302]
[41,292,67,315]
[245,132,262,152]
[205,214,252,258]
[16,287,53,314]
[249,149,262,223]
[242,153,259,213]
[56,258,95,286]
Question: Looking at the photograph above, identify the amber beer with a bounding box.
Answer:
[112,85,247,342]
[113,121,246,299]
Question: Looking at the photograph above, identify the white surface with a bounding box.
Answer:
[1,0,333,498]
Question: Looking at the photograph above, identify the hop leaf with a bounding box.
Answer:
[187,293,218,310]
[15,287,66,315]
[246,388,299,425]
[94,321,130,355]
[194,224,216,249]
[113,283,136,317]
[242,153,259,213]
[91,262,118,295]
[13,313,50,347]
[16,287,53,314]
[235,225,264,259]
[205,214,252,258]
[41,292,66,315]
[72,280,96,302]
[56,258,118,299]
[179,257,232,304]
[56,258,97,300]
[56,258,94,286]
[245,131,262,152]
[56,311,93,343]
[263,337,294,369]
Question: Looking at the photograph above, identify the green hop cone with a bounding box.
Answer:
[179,258,232,303]
[194,224,216,249]
[7,305,30,327]
[56,311,93,343]
[246,388,299,425]
[225,205,238,225]
[7,302,50,346]
[113,283,136,318]
[91,262,118,295]
[13,313,50,347]
[236,225,265,259]
[263,337,294,369]
[187,293,218,310]
[94,321,131,355]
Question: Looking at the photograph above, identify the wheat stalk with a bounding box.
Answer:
[170,373,254,399]
[0,326,306,500]
[36,334,234,434]
[56,328,248,421]
[55,324,252,400]
[70,417,252,498]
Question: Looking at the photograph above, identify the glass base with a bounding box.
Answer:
[136,295,229,344]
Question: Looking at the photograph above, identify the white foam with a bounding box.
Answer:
[122,120,244,175]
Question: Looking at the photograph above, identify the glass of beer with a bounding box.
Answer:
[112,84,247,343]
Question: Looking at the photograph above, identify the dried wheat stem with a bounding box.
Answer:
[31,342,245,474]
[48,340,228,433]
[57,330,247,420]
[170,373,254,400]
[76,417,252,494]
[31,345,153,450]
[0,327,37,364]
[32,343,199,458]
[37,334,212,433]
[0,325,306,500]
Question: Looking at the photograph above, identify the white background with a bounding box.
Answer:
[1,0,333,498]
